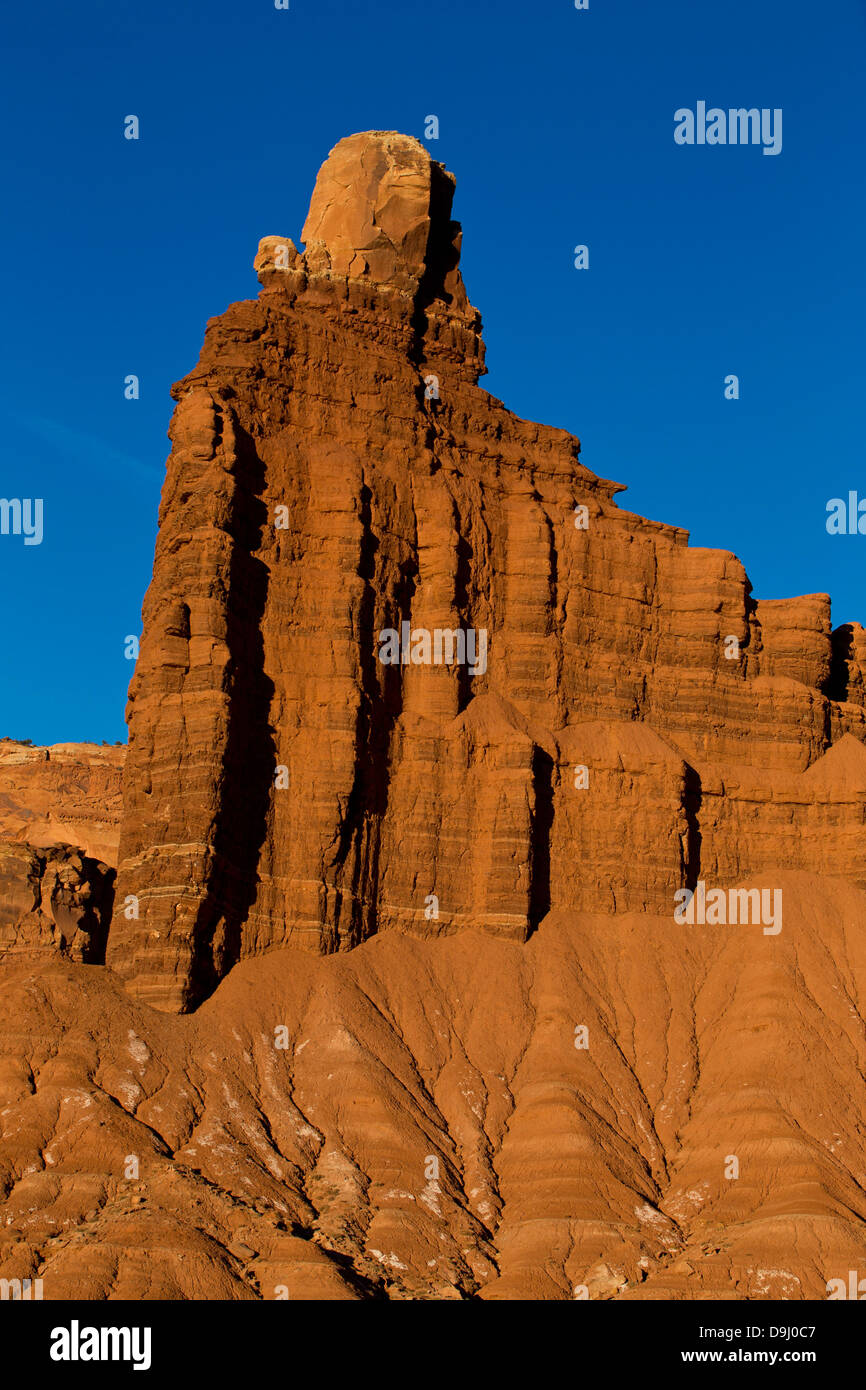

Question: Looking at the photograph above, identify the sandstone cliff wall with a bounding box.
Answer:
[105,132,866,1011]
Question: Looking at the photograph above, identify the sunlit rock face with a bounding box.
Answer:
[103,131,865,1014]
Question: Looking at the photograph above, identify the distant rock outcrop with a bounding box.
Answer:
[0,741,123,964]
[104,131,866,1012]
[0,841,114,963]
[0,739,124,865]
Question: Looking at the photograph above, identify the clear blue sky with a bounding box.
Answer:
[1,0,864,744]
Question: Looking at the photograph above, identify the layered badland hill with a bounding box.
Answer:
[1,132,864,1301]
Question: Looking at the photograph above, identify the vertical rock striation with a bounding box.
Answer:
[106,132,866,1011]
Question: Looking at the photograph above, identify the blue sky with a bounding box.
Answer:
[1,0,864,744]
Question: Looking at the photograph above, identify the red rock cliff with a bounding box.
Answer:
[106,131,866,1012]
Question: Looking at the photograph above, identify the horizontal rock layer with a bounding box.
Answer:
[105,131,866,1012]
[0,739,124,866]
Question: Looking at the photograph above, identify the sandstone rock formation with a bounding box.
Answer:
[105,131,866,1013]
[0,842,114,964]
[0,742,123,966]
[0,740,124,865]
[2,131,864,1303]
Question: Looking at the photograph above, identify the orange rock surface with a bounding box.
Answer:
[1,133,865,1301]
[0,740,124,865]
[104,132,866,1014]
[2,873,865,1299]
[0,741,123,966]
